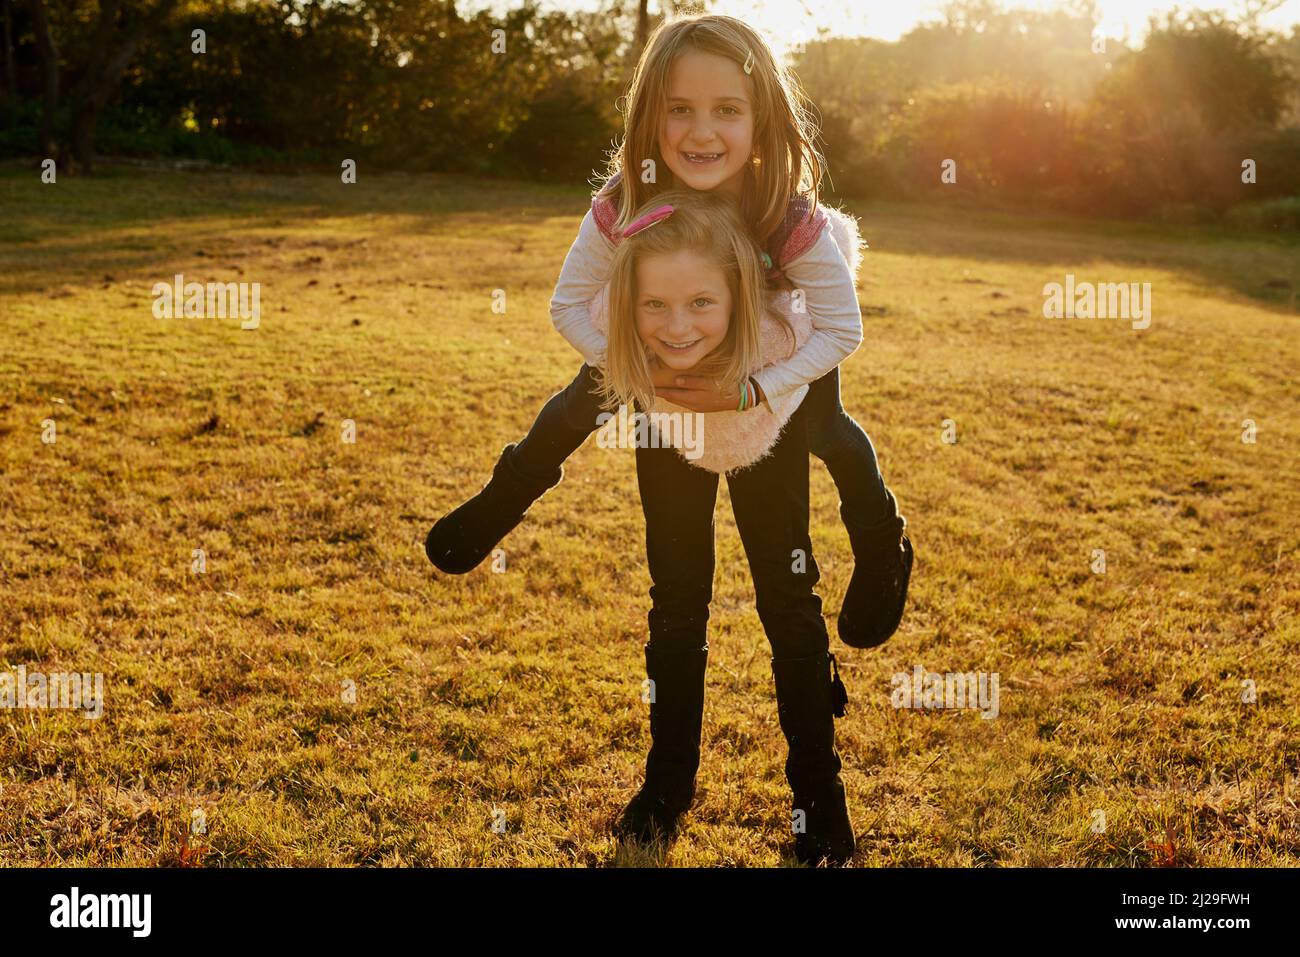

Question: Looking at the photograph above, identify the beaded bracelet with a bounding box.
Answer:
[736,377,758,412]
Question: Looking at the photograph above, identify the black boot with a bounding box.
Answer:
[425,443,562,574]
[614,642,708,844]
[771,651,855,866]
[836,506,914,649]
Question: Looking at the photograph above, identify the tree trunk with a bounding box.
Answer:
[634,0,648,64]
[58,0,179,174]
[28,0,58,157]
[2,0,16,104]
[66,99,97,173]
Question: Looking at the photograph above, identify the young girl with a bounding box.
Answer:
[426,13,912,647]
[595,187,859,865]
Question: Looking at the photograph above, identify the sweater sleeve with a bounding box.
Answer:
[549,208,617,367]
[750,223,863,410]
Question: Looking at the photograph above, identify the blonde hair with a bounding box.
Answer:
[596,189,793,414]
[597,13,826,250]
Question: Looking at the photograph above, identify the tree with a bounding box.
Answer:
[634,0,647,63]
[63,0,181,173]
[1085,8,1293,212]
[26,0,57,155]
[27,0,182,173]
[2,0,16,104]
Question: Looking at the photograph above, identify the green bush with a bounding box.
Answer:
[1223,196,1300,231]
[0,100,43,157]
[1155,203,1223,227]
[94,113,238,165]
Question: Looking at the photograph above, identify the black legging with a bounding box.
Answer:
[633,400,828,660]
[512,362,898,527]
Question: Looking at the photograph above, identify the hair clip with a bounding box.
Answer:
[622,203,675,238]
[743,49,754,74]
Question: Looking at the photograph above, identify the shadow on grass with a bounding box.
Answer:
[843,198,1300,314]
[2,168,1296,314]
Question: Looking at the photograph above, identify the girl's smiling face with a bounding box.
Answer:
[635,249,731,371]
[659,49,755,199]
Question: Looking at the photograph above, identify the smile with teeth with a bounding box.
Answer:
[683,151,723,164]
[660,337,702,351]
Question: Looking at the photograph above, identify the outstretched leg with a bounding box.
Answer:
[802,368,913,649]
[425,363,606,573]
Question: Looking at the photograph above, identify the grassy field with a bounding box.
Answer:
[0,166,1297,866]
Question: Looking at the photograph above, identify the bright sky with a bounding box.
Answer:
[470,0,1300,54]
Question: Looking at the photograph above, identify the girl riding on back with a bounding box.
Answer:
[427,14,912,658]
[593,186,859,864]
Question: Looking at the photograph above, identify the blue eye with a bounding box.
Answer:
[694,298,713,307]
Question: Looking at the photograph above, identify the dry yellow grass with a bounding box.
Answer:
[0,167,1297,866]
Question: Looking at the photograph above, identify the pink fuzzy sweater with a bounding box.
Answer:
[589,205,864,475]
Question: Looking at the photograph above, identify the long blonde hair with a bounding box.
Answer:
[597,14,826,250]
[596,189,792,414]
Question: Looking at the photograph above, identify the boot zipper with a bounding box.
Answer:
[829,653,848,718]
